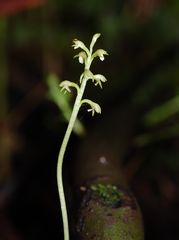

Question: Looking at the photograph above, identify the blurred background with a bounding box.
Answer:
[0,0,179,239]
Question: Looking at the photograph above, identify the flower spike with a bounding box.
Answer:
[57,33,108,240]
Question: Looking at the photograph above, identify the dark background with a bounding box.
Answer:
[0,0,179,239]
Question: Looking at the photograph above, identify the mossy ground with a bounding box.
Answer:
[76,185,144,240]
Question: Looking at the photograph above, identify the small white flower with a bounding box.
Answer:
[93,74,107,88]
[60,81,71,93]
[81,99,102,116]
[74,51,87,64]
[72,39,84,49]
[93,49,108,61]
[59,80,79,94]
[72,39,89,55]
[94,74,107,82]
[87,102,101,116]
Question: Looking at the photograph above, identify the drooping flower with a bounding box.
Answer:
[93,74,107,88]
[60,80,72,93]
[72,39,89,55]
[60,80,79,94]
[87,102,101,116]
[92,49,108,61]
[74,51,87,64]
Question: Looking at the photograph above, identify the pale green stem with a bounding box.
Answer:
[57,74,88,240]
[57,33,107,240]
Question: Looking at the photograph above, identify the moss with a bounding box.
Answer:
[90,184,122,207]
[77,186,144,240]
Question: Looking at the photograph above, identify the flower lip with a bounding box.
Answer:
[98,49,108,61]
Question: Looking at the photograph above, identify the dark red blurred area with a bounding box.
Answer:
[132,0,162,18]
[0,0,46,16]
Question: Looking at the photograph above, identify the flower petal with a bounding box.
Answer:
[72,39,89,55]
[90,33,101,52]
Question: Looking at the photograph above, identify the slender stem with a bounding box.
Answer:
[57,78,88,240]
[56,33,107,240]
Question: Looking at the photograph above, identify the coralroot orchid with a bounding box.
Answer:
[57,33,108,240]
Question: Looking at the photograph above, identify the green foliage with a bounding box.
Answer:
[144,95,179,126]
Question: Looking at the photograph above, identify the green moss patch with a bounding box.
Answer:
[90,184,122,207]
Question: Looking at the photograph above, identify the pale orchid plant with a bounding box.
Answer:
[57,33,108,240]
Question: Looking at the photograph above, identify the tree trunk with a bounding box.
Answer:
[73,106,144,239]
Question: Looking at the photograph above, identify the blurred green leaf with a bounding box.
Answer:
[46,73,85,136]
[144,95,179,126]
